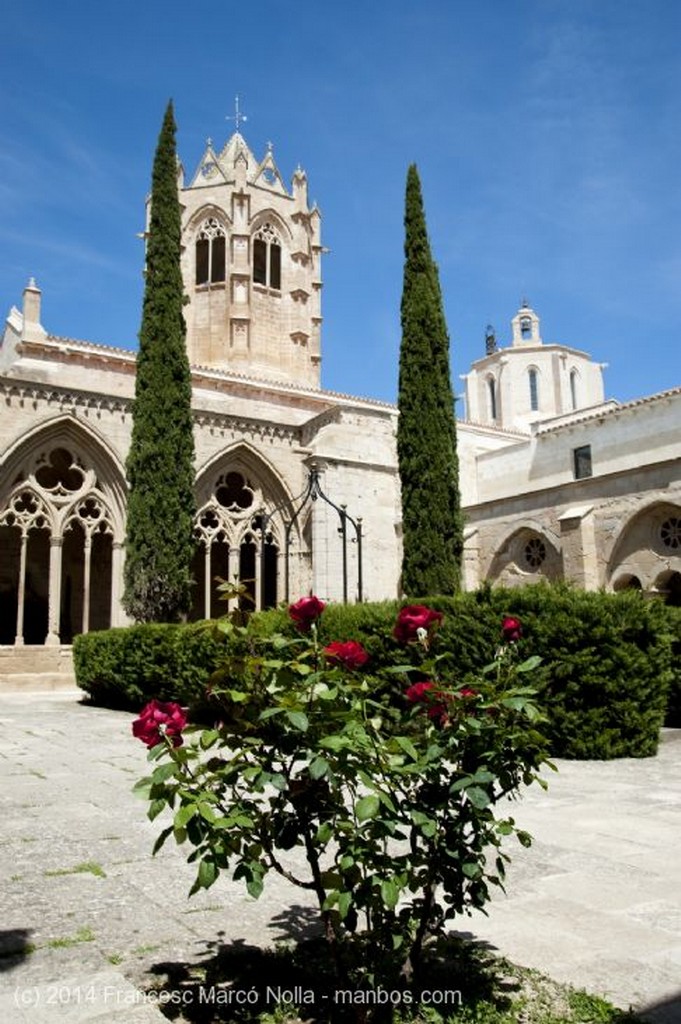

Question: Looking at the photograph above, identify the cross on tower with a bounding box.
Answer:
[226,95,248,133]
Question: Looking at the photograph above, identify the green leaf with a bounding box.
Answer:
[380,878,401,910]
[198,802,217,824]
[259,707,284,721]
[247,875,264,899]
[319,734,349,752]
[148,799,167,821]
[309,756,330,780]
[226,689,249,703]
[337,891,352,920]
[517,830,533,848]
[462,862,482,879]
[199,729,220,749]
[174,803,197,829]
[315,822,333,845]
[152,826,173,855]
[152,761,179,783]
[132,778,152,800]
[355,794,380,822]
[466,786,490,809]
[395,736,419,760]
[189,859,218,895]
[285,710,309,732]
[516,655,542,673]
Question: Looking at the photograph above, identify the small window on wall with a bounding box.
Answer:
[570,369,579,410]
[529,368,539,412]
[573,444,592,479]
[520,317,532,340]
[195,218,226,285]
[487,377,497,421]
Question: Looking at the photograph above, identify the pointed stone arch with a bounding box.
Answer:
[485,522,562,587]
[0,415,126,645]
[606,499,681,593]
[191,444,305,617]
[250,208,293,243]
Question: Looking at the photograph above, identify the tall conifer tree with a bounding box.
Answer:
[123,101,196,622]
[397,164,463,595]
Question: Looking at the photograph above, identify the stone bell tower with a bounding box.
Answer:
[174,126,323,387]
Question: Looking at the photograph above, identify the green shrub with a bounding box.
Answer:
[664,605,681,726]
[74,585,676,759]
[73,623,229,711]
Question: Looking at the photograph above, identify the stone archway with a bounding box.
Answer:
[191,448,301,619]
[0,422,126,645]
[486,524,562,587]
[606,501,681,595]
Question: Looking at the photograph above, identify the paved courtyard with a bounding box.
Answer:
[1,690,680,1023]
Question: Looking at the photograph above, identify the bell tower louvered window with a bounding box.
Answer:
[195,218,226,285]
[253,222,282,289]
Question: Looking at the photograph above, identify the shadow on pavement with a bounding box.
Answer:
[0,929,34,972]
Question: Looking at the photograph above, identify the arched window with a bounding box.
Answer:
[191,470,281,618]
[520,316,532,340]
[0,446,117,645]
[529,368,539,412]
[195,218,226,285]
[570,370,579,410]
[253,222,282,289]
[487,377,497,422]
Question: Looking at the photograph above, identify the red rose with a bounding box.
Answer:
[405,680,449,723]
[393,605,443,644]
[324,640,369,670]
[288,595,326,630]
[132,700,187,748]
[501,616,522,643]
[458,686,477,699]
[405,680,436,703]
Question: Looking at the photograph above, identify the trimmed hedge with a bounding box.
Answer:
[665,605,681,727]
[73,585,676,759]
[73,622,229,711]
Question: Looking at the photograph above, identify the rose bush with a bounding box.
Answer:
[134,598,550,999]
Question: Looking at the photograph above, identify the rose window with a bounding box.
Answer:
[524,537,547,569]
[660,517,681,550]
[215,472,254,511]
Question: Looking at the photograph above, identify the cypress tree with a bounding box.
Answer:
[123,101,196,622]
[397,164,463,596]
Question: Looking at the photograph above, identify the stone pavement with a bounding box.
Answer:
[0,690,680,1023]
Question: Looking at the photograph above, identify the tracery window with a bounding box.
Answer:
[253,222,282,289]
[191,470,280,619]
[195,218,226,285]
[660,517,681,550]
[523,536,546,569]
[0,446,116,645]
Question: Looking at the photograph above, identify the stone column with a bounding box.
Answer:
[559,505,599,590]
[45,536,63,645]
[14,532,28,646]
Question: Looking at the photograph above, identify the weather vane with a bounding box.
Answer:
[226,95,247,133]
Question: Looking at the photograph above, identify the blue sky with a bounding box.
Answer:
[2,0,681,406]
